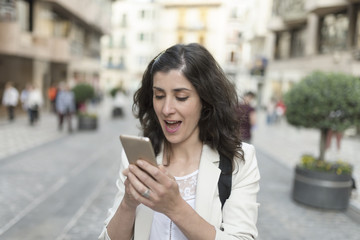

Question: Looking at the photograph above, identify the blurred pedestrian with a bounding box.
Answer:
[1,81,19,121]
[236,91,256,143]
[266,97,276,125]
[326,129,343,152]
[48,84,58,113]
[20,83,32,122]
[27,84,43,125]
[56,82,75,132]
[275,98,286,123]
[20,83,30,111]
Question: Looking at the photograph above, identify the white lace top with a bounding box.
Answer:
[149,170,199,240]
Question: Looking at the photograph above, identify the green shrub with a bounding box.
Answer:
[72,83,95,104]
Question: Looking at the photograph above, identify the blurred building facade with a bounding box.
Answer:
[157,0,226,63]
[0,0,113,112]
[101,0,232,93]
[101,0,159,92]
[223,0,272,104]
[263,0,360,106]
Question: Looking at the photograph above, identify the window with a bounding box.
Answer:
[139,33,145,42]
[230,51,236,63]
[16,0,34,31]
[272,0,305,18]
[108,56,113,68]
[120,35,126,48]
[290,27,306,57]
[17,0,29,30]
[121,14,127,27]
[118,56,125,69]
[70,24,85,56]
[140,10,145,19]
[319,11,348,54]
[53,12,70,38]
[0,0,16,22]
[275,31,291,59]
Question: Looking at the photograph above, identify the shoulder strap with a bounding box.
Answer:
[218,153,232,209]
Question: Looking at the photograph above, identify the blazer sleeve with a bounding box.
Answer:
[98,150,129,240]
[215,144,261,240]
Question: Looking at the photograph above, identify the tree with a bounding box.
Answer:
[284,71,360,161]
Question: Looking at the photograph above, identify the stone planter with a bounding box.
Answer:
[78,115,98,130]
[292,165,352,210]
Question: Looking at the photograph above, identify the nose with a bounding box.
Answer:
[162,97,175,116]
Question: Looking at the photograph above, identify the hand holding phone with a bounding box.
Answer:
[120,134,157,166]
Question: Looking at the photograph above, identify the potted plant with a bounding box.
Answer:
[72,83,98,130]
[109,86,127,118]
[77,112,98,130]
[283,71,360,210]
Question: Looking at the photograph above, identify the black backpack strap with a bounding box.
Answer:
[218,153,232,209]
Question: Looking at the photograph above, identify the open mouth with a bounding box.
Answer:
[164,120,182,133]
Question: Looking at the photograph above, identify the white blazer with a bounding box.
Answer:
[99,143,260,240]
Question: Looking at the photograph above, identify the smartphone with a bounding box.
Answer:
[119,134,157,166]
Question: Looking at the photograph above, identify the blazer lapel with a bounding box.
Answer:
[195,145,221,221]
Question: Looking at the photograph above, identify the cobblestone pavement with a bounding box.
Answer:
[256,149,360,240]
[0,113,68,160]
[0,101,359,239]
[0,98,138,239]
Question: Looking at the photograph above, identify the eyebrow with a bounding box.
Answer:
[153,86,191,93]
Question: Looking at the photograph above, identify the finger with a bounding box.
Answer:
[126,172,154,207]
[128,164,160,196]
[136,160,168,183]
[127,168,154,198]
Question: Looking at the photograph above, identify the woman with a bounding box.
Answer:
[99,43,260,240]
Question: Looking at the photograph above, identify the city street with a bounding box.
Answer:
[0,100,139,239]
[0,99,359,239]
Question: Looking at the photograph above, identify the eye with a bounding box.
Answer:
[176,96,189,102]
[155,95,165,100]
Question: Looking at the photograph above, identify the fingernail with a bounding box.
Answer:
[137,160,144,166]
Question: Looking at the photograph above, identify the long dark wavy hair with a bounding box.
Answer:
[133,43,244,169]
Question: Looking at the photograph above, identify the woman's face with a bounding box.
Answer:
[153,70,202,146]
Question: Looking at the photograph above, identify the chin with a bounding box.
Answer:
[163,134,182,144]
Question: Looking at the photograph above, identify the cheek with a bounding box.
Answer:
[153,100,163,120]
[188,104,202,123]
